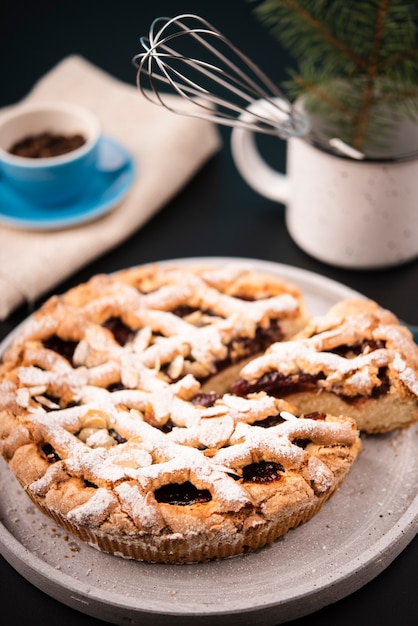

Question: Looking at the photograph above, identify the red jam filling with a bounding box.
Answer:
[102,317,134,346]
[43,335,78,366]
[154,481,212,505]
[231,371,323,398]
[253,414,286,428]
[242,460,284,484]
[191,392,221,407]
[41,443,61,463]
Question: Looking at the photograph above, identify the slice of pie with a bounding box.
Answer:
[231,298,418,434]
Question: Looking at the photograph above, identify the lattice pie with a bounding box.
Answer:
[0,263,365,563]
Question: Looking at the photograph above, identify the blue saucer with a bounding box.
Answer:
[0,135,135,230]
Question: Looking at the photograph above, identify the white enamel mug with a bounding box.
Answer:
[231,98,418,269]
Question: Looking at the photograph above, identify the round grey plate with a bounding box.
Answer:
[1,258,417,626]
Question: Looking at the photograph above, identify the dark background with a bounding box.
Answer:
[0,1,417,625]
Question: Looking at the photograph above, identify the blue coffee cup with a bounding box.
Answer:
[0,101,101,206]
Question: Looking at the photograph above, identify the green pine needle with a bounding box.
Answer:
[248,0,418,152]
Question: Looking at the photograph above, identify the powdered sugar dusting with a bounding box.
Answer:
[392,356,418,395]
[67,488,118,526]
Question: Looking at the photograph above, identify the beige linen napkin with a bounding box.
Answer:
[0,55,221,320]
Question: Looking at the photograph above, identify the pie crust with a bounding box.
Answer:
[0,263,363,563]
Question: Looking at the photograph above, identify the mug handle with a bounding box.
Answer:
[230,98,291,204]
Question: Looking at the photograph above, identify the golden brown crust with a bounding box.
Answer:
[0,264,363,563]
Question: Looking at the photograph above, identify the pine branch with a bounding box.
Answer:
[277,0,368,72]
[250,0,418,154]
[352,0,389,149]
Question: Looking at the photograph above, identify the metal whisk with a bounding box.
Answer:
[132,13,310,140]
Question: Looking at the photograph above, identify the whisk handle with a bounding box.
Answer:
[230,99,291,204]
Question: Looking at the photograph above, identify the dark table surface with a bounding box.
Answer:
[0,2,417,625]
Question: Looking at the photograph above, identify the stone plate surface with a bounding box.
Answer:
[1,257,417,625]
